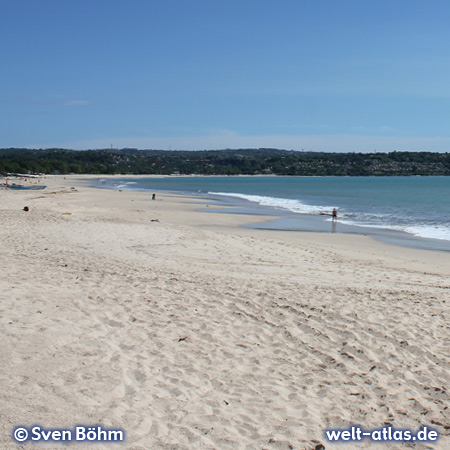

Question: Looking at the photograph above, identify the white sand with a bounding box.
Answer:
[0,175,449,449]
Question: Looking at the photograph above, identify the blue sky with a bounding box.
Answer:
[2,0,450,151]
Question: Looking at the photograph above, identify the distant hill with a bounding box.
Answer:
[1,147,450,176]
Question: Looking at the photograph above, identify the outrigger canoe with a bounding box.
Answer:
[3,184,46,190]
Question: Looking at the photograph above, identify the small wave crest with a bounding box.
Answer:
[404,225,450,241]
[112,181,138,190]
[340,217,450,241]
[208,191,333,215]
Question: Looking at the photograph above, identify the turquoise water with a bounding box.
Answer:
[97,176,450,244]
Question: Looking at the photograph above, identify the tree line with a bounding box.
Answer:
[1,147,450,176]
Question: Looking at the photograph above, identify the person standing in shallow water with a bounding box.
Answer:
[332,208,337,221]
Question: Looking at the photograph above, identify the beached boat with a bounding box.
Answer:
[3,184,46,190]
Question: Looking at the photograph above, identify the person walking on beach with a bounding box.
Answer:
[332,208,337,221]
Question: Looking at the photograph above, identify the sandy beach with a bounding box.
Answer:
[0,175,449,450]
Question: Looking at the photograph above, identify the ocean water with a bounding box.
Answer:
[96,176,450,249]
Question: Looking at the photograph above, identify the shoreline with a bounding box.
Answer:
[6,172,450,276]
[1,175,449,449]
[88,174,450,254]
